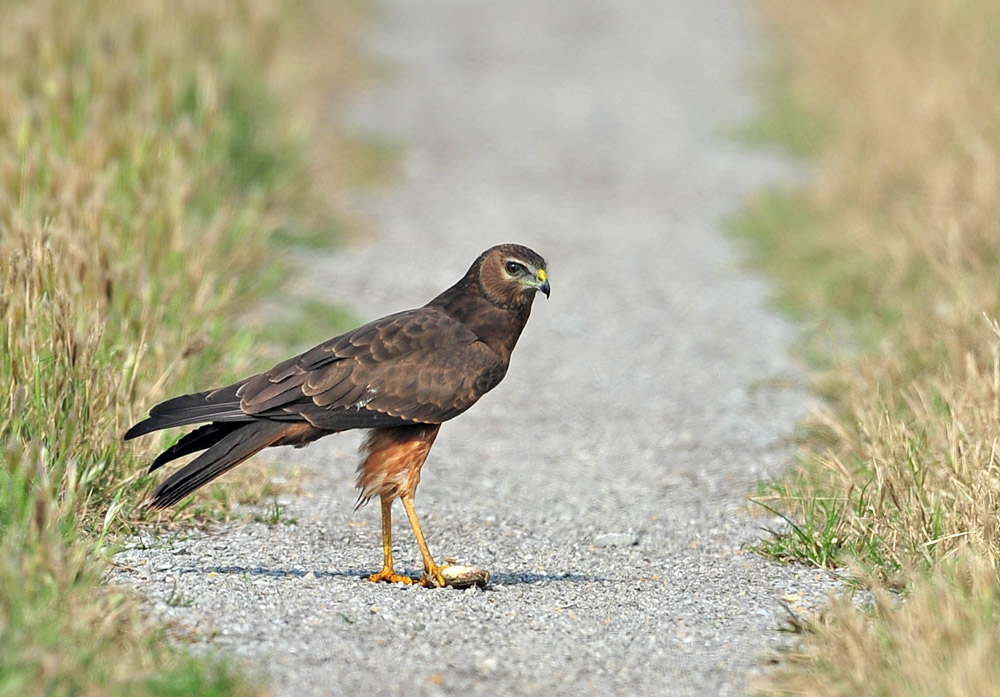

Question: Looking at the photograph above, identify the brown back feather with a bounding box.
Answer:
[128,243,547,506]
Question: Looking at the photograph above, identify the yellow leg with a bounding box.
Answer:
[400,494,447,587]
[368,497,413,584]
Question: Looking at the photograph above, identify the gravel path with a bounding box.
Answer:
[112,2,837,695]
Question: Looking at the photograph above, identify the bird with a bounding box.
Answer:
[125,243,549,588]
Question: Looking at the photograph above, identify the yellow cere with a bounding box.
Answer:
[538,269,547,281]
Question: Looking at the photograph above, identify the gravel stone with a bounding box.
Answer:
[592,532,641,548]
[110,1,838,695]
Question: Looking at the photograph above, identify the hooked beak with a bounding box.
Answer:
[536,269,550,298]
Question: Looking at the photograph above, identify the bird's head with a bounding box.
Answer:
[476,243,549,309]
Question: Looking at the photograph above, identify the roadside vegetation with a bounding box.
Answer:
[738,1,1000,694]
[0,1,363,694]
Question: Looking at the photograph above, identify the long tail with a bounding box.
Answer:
[124,382,247,441]
[148,422,245,472]
[149,420,292,508]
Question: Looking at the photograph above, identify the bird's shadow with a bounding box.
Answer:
[175,565,604,586]
[176,565,368,580]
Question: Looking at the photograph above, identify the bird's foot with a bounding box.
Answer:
[419,565,447,588]
[368,567,415,585]
[421,564,490,589]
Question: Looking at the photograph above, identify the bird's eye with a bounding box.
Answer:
[505,261,525,275]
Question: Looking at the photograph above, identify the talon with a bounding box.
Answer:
[419,566,447,588]
[397,495,488,589]
[368,568,414,584]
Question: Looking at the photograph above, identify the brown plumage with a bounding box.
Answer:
[125,243,549,587]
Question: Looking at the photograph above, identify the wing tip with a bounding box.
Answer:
[124,419,154,441]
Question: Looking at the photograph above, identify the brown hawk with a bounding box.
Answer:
[125,243,549,587]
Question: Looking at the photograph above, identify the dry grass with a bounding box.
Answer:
[0,0,362,694]
[739,0,1000,693]
[767,554,1000,697]
[751,0,1000,574]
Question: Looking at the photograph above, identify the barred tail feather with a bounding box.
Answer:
[149,422,244,472]
[148,420,289,508]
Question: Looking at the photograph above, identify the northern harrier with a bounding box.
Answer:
[125,244,549,587]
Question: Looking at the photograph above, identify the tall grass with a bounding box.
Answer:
[740,0,1000,693]
[0,1,360,694]
[748,0,1000,575]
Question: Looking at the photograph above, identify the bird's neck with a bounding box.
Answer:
[429,279,532,360]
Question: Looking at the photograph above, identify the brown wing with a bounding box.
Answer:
[237,307,508,430]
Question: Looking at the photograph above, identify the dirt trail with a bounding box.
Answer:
[113,2,835,695]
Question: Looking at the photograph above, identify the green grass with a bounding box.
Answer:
[271,218,350,250]
[735,44,833,159]
[0,1,364,694]
[257,298,362,352]
[251,500,299,527]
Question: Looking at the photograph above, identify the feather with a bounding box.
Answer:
[149,420,292,507]
[126,244,548,512]
[148,422,243,472]
[124,383,246,440]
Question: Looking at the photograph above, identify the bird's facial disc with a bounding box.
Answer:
[503,258,551,298]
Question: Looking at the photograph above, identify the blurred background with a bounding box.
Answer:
[2,1,1000,695]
